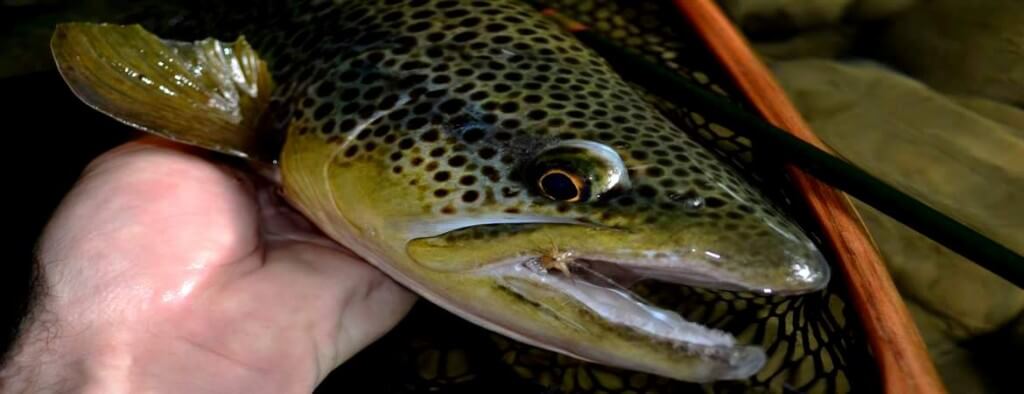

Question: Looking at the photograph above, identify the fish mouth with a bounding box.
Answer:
[405,220,829,381]
[473,253,768,380]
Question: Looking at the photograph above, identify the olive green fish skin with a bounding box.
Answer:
[227,0,828,295]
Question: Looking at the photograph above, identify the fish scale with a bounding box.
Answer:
[51,0,844,390]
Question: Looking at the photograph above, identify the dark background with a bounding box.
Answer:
[1,71,137,362]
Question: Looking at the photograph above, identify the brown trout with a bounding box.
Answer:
[49,0,832,384]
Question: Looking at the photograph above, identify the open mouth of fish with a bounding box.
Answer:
[475,252,767,379]
[403,218,829,380]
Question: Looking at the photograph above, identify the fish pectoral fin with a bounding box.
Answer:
[51,23,277,161]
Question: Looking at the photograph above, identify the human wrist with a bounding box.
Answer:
[1,316,314,394]
[0,314,114,393]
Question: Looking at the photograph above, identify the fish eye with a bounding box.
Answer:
[538,169,587,202]
[526,140,630,203]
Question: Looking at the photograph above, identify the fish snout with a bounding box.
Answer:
[696,227,831,295]
[614,224,831,295]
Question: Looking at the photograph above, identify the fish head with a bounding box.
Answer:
[281,41,828,383]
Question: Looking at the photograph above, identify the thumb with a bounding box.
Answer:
[255,234,418,380]
[244,161,419,377]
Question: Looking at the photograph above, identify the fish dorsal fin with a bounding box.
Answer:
[51,23,277,161]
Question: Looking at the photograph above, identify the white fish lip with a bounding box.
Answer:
[474,255,767,381]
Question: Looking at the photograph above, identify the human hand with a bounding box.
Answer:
[1,138,416,393]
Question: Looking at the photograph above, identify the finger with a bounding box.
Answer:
[212,147,418,375]
[257,243,417,378]
[253,178,359,257]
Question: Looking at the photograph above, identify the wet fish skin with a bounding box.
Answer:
[50,0,830,383]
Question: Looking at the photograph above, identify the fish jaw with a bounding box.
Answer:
[468,255,769,382]
[364,241,769,383]
[393,245,769,384]
[397,219,823,378]
[400,219,828,381]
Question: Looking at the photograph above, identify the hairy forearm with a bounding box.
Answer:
[1,320,312,394]
[1,255,60,393]
[0,313,101,394]
[0,270,312,394]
